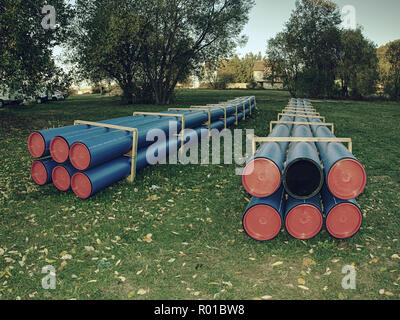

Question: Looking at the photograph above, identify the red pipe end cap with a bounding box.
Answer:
[31,161,48,185]
[71,172,92,199]
[70,143,91,170]
[52,166,71,191]
[243,205,282,241]
[328,159,367,200]
[50,137,70,163]
[242,158,281,198]
[286,204,323,240]
[27,132,45,158]
[326,203,362,239]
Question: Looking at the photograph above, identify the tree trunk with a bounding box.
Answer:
[121,83,135,104]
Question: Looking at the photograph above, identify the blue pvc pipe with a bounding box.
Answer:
[320,183,363,239]
[51,115,164,162]
[71,103,247,199]
[308,116,366,200]
[241,114,293,198]
[242,187,286,241]
[28,115,140,158]
[52,161,80,191]
[70,110,209,170]
[72,125,208,198]
[31,158,58,185]
[284,193,323,239]
[283,117,323,199]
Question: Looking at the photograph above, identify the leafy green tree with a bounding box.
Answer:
[266,0,342,97]
[337,28,378,99]
[70,0,150,104]
[0,0,72,95]
[384,40,400,100]
[70,0,253,104]
[201,52,262,88]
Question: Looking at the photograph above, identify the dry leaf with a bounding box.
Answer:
[297,278,306,285]
[298,285,309,291]
[137,288,147,295]
[143,234,153,243]
[272,261,283,267]
[302,258,316,267]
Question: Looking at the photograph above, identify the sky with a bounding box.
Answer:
[236,0,400,57]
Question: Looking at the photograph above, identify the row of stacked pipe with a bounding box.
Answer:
[242,98,367,240]
[28,96,256,199]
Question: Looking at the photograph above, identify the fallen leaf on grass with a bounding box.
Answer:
[261,295,272,300]
[298,285,309,291]
[58,260,67,271]
[323,268,332,276]
[297,278,306,285]
[137,288,147,295]
[391,254,400,260]
[302,258,316,267]
[271,261,283,267]
[143,234,153,243]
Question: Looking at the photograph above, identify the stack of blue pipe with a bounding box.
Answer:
[28,97,256,199]
[242,98,365,241]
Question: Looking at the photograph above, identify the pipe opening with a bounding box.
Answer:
[284,159,323,198]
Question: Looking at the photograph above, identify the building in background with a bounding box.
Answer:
[253,61,284,89]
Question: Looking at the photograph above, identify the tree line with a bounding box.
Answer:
[1,0,399,103]
[0,0,254,104]
[198,52,262,89]
[266,0,400,101]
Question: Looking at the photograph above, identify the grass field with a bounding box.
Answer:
[0,89,399,300]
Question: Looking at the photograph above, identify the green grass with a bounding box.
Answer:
[0,89,399,300]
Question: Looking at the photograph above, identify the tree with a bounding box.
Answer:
[383,40,400,100]
[70,0,151,104]
[0,0,72,95]
[337,28,378,99]
[70,0,253,104]
[266,0,342,97]
[200,52,262,89]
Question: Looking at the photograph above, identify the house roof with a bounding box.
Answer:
[253,61,265,72]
